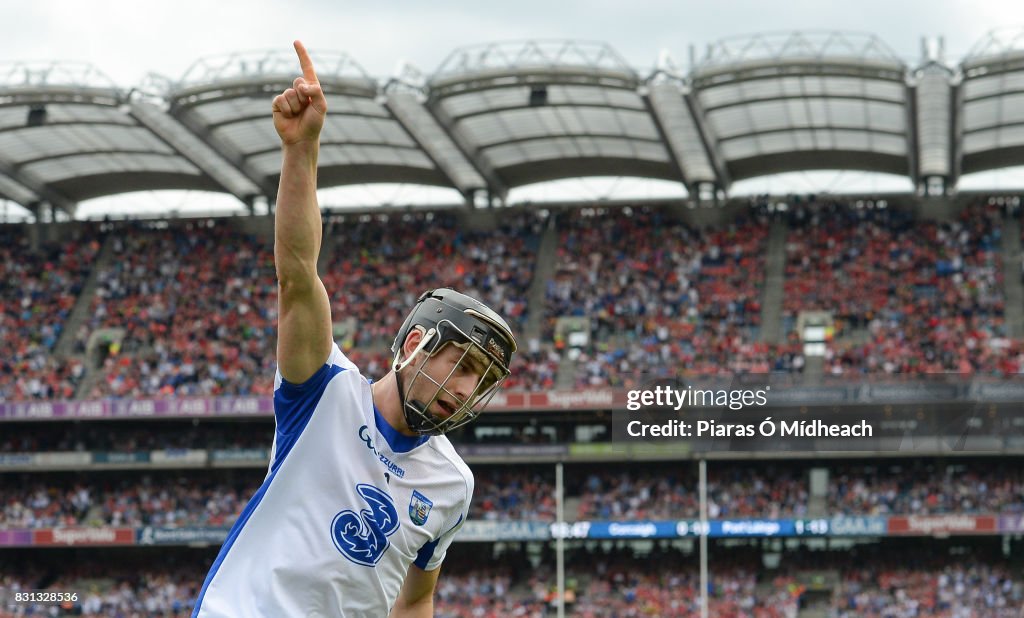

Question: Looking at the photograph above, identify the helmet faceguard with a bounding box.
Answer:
[391,289,516,436]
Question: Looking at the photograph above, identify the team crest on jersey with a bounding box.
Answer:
[409,490,433,526]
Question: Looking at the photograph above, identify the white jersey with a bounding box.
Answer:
[193,343,474,618]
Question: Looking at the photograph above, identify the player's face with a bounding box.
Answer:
[405,340,500,423]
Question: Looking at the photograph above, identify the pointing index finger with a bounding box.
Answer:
[293,40,318,84]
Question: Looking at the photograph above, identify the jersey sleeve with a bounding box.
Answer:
[270,343,356,470]
[413,469,474,572]
[273,343,354,420]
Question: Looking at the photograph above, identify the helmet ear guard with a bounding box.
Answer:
[390,289,517,436]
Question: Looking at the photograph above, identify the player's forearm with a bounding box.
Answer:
[388,598,433,618]
[274,141,322,286]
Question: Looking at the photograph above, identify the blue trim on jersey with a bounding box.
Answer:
[444,513,465,536]
[373,405,428,453]
[413,538,440,570]
[192,362,344,617]
[413,513,464,570]
[272,363,346,469]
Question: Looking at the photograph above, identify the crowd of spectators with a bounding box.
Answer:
[831,544,1024,617]
[0,474,254,529]
[12,197,1024,401]
[4,461,1024,528]
[573,460,1024,519]
[434,544,801,618]
[2,558,203,617]
[783,200,914,338]
[434,547,543,618]
[783,199,1017,375]
[83,220,279,398]
[565,547,800,618]
[2,211,544,403]
[0,422,272,453]
[429,459,1024,521]
[470,466,557,521]
[545,206,800,387]
[75,212,546,397]
[435,571,544,618]
[833,564,1023,617]
[503,341,561,391]
[3,543,1023,617]
[829,460,1024,515]
[569,336,805,388]
[575,464,809,520]
[321,210,542,349]
[546,207,767,341]
[0,224,101,402]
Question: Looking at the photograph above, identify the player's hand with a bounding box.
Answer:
[272,40,327,145]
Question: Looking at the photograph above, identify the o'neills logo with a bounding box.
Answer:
[53,528,117,545]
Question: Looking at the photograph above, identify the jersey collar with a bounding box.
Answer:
[373,405,429,453]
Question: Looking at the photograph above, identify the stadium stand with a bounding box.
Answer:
[0,224,101,402]
[0,472,254,529]
[1,549,208,617]
[574,463,809,521]
[5,459,1024,530]
[784,199,1015,375]
[564,546,800,618]
[0,421,271,452]
[320,210,542,348]
[817,542,1024,617]
[4,541,1022,617]
[546,206,794,386]
[828,459,1024,515]
[8,196,1024,398]
[84,220,278,398]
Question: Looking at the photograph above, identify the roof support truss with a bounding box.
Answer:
[130,100,263,201]
[385,91,488,201]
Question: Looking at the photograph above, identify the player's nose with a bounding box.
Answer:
[452,373,479,402]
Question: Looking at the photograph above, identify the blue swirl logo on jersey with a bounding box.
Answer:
[331,483,400,567]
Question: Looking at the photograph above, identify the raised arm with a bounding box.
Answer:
[273,40,333,384]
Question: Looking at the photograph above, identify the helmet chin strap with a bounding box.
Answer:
[393,328,437,435]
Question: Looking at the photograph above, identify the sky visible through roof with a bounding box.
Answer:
[3,0,1024,219]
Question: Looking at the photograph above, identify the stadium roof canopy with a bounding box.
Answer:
[5,30,1024,217]
[0,61,229,215]
[688,32,910,186]
[960,29,1024,177]
[424,41,678,196]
